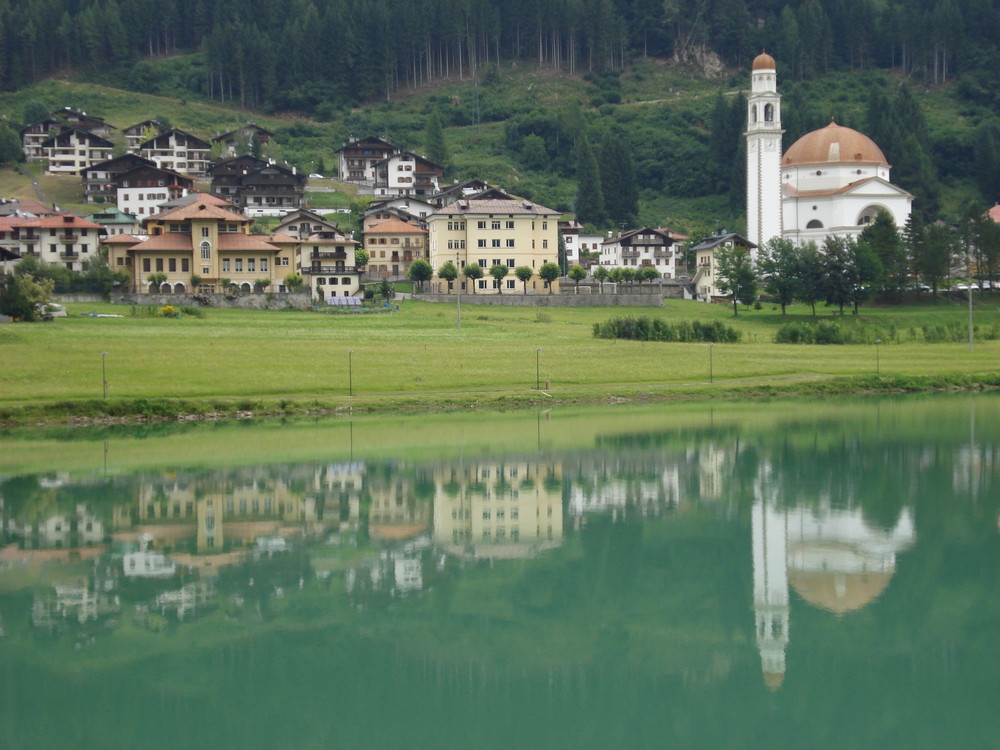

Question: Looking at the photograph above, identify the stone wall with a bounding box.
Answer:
[412,292,665,307]
[109,292,313,310]
[54,294,106,303]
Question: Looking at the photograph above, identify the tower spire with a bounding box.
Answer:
[746,53,783,253]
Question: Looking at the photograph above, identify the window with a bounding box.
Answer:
[506,239,515,248]
[282,257,289,266]
[542,221,548,230]
[235,259,243,272]
[477,221,487,229]
[478,279,487,289]
[506,279,516,289]
[260,258,268,271]
[201,227,209,237]
[478,259,487,268]
[477,239,487,248]
[492,258,501,267]
[222,259,230,272]
[542,239,548,249]
[247,259,255,272]
[143,258,150,272]
[168,258,176,272]
[505,221,514,229]
[155,258,163,272]
[507,258,515,268]
[492,220,501,230]
[200,241,211,259]
[492,239,501,248]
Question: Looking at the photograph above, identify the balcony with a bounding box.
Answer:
[304,265,357,275]
[622,250,640,259]
[60,250,79,260]
[310,250,347,260]
[653,249,672,259]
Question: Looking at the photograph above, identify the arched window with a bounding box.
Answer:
[857,205,884,226]
[764,104,774,122]
[174,282,185,293]
[806,220,824,229]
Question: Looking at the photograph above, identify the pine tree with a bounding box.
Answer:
[574,134,605,225]
[424,108,448,168]
[598,129,638,226]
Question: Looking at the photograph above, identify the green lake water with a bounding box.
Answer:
[1,395,998,749]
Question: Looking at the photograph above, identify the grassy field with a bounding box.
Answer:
[1,297,999,421]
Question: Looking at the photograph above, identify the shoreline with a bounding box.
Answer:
[3,372,999,428]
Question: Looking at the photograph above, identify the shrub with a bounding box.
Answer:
[593,316,741,343]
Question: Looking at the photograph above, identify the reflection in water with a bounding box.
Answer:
[752,462,916,689]
[0,397,999,748]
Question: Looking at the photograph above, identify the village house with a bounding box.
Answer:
[138,129,211,175]
[372,151,443,198]
[689,232,756,301]
[212,123,274,159]
[81,154,157,204]
[1,214,105,272]
[599,227,682,278]
[362,196,435,230]
[427,188,561,295]
[275,208,341,240]
[20,119,62,161]
[558,220,604,268]
[51,107,116,138]
[122,120,166,153]
[88,206,142,237]
[336,136,399,184]
[116,164,194,218]
[297,227,362,301]
[363,219,428,279]
[41,128,114,174]
[207,155,305,214]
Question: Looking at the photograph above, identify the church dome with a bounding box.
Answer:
[752,51,776,70]
[783,121,888,167]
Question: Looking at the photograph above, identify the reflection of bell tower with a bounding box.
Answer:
[752,479,788,691]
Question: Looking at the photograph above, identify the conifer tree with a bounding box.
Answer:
[424,108,448,169]
[574,135,605,225]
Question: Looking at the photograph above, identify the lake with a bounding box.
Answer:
[1,395,998,749]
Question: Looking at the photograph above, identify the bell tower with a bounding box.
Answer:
[746,52,783,254]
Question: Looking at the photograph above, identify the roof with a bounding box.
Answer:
[266,232,299,244]
[81,154,157,177]
[753,51,776,70]
[41,127,114,148]
[365,219,427,234]
[782,175,913,200]
[156,192,234,212]
[103,234,144,245]
[689,232,756,252]
[89,207,139,224]
[433,192,559,217]
[988,204,1000,223]
[217,234,280,251]
[212,123,274,142]
[603,227,676,246]
[338,135,398,152]
[783,121,888,167]
[0,199,61,217]
[17,215,103,230]
[153,200,248,223]
[138,128,211,150]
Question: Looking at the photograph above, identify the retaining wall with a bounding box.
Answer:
[109,292,313,310]
[412,292,667,307]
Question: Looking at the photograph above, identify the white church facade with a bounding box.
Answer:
[746,52,912,250]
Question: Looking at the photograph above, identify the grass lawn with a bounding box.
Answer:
[2,296,999,412]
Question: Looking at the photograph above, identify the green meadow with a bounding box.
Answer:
[1,296,999,420]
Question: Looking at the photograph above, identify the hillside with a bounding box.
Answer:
[0,54,992,236]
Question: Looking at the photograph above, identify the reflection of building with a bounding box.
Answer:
[32,584,120,627]
[5,504,105,549]
[432,461,563,558]
[751,463,915,689]
[368,475,431,543]
[567,463,682,523]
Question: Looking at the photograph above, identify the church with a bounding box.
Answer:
[746,52,913,250]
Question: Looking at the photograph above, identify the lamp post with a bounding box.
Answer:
[456,256,462,330]
[709,342,714,384]
[101,351,109,400]
[875,338,881,377]
[348,349,354,396]
[536,347,541,390]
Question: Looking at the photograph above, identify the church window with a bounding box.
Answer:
[806,220,824,229]
[764,104,774,122]
[752,106,757,123]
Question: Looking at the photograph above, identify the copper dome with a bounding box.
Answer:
[783,121,888,167]
[752,51,776,70]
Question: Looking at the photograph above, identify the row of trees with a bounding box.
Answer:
[713,211,1000,315]
[406,259,564,294]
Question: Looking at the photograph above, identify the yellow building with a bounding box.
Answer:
[428,189,561,294]
[105,193,300,294]
[363,218,428,279]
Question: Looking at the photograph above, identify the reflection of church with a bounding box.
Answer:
[752,464,915,689]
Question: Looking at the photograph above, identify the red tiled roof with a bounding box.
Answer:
[18,215,104,230]
[365,219,427,234]
[217,234,280,251]
[155,201,248,223]
[103,234,144,245]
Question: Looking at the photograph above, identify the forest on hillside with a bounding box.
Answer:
[3,0,1000,110]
